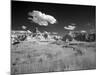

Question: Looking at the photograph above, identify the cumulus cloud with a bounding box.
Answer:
[28,10,57,26]
[52,32,58,34]
[22,25,27,29]
[81,30,87,33]
[70,23,76,25]
[64,25,76,30]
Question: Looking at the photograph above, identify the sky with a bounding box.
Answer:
[11,0,96,36]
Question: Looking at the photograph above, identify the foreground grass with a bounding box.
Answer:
[11,41,96,75]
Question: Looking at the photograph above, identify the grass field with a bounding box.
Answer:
[11,41,96,75]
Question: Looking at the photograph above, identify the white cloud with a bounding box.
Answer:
[70,23,76,25]
[52,32,58,34]
[22,25,27,29]
[81,30,87,33]
[28,10,57,26]
[64,25,76,30]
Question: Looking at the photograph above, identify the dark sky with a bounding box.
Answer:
[11,1,96,36]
